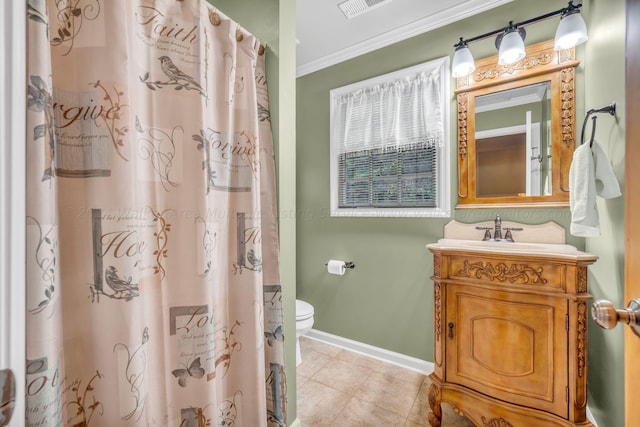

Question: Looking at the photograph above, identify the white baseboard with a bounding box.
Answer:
[305,329,434,375]
[288,418,302,427]
[303,329,598,426]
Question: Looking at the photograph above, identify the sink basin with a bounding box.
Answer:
[431,220,597,261]
[429,238,596,260]
[442,219,566,245]
[451,240,547,251]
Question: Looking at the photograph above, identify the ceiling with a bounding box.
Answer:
[296,0,514,77]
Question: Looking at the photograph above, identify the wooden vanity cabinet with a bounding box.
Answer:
[426,245,597,427]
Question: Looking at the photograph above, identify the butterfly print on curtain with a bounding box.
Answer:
[172,357,205,388]
[169,305,216,386]
[170,306,243,384]
[264,325,283,347]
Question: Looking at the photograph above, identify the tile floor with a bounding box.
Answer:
[296,337,475,427]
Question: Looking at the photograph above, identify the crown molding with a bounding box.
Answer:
[296,0,514,78]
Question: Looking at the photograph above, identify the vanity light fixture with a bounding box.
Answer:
[451,39,475,78]
[497,23,526,65]
[451,1,587,77]
[554,2,589,49]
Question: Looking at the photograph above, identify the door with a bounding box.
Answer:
[625,1,640,426]
[0,2,26,426]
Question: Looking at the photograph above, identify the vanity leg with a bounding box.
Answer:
[428,382,442,427]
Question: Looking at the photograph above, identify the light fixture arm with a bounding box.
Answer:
[453,1,583,48]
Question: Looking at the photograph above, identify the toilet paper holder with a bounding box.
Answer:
[325,261,355,269]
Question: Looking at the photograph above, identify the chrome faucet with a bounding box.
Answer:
[475,214,523,242]
[493,214,503,240]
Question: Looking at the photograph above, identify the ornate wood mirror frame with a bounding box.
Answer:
[455,39,579,209]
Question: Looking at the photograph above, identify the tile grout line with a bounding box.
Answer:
[299,338,428,426]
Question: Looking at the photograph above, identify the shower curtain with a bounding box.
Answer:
[25,0,287,426]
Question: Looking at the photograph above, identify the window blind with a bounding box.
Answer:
[338,142,437,208]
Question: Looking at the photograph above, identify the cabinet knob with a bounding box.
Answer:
[591,299,640,337]
[448,322,454,339]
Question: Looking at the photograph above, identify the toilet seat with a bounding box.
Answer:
[296,299,314,321]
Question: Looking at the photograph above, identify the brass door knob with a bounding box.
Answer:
[591,299,640,337]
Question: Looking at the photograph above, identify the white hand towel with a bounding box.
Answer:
[569,143,599,237]
[569,140,621,237]
[592,140,622,199]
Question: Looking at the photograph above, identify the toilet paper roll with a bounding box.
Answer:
[327,259,346,276]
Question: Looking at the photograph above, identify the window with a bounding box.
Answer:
[330,56,450,217]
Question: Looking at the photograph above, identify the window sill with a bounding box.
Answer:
[330,207,450,218]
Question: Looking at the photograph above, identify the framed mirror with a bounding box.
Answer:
[455,39,579,208]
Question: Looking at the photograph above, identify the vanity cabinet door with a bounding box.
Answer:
[445,284,569,418]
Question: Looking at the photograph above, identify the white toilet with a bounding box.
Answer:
[295,299,315,366]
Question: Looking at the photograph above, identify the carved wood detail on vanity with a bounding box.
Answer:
[481,417,514,427]
[428,383,442,427]
[433,254,441,278]
[577,266,588,293]
[577,301,587,378]
[426,240,597,427]
[457,259,547,284]
[434,283,441,343]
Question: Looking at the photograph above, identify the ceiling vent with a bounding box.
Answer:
[338,0,393,20]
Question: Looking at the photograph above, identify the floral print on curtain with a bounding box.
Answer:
[25,0,286,426]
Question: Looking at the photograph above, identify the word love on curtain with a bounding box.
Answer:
[25,0,286,426]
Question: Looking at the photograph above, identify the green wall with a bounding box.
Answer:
[296,0,625,426]
[208,0,299,424]
[583,0,626,425]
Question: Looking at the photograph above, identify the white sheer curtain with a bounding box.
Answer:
[332,65,444,155]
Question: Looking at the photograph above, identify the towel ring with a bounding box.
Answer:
[580,101,616,148]
[590,116,597,148]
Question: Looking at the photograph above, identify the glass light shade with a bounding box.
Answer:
[498,30,526,65]
[554,12,588,50]
[452,46,475,78]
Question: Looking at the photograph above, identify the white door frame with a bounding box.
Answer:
[0,1,26,425]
